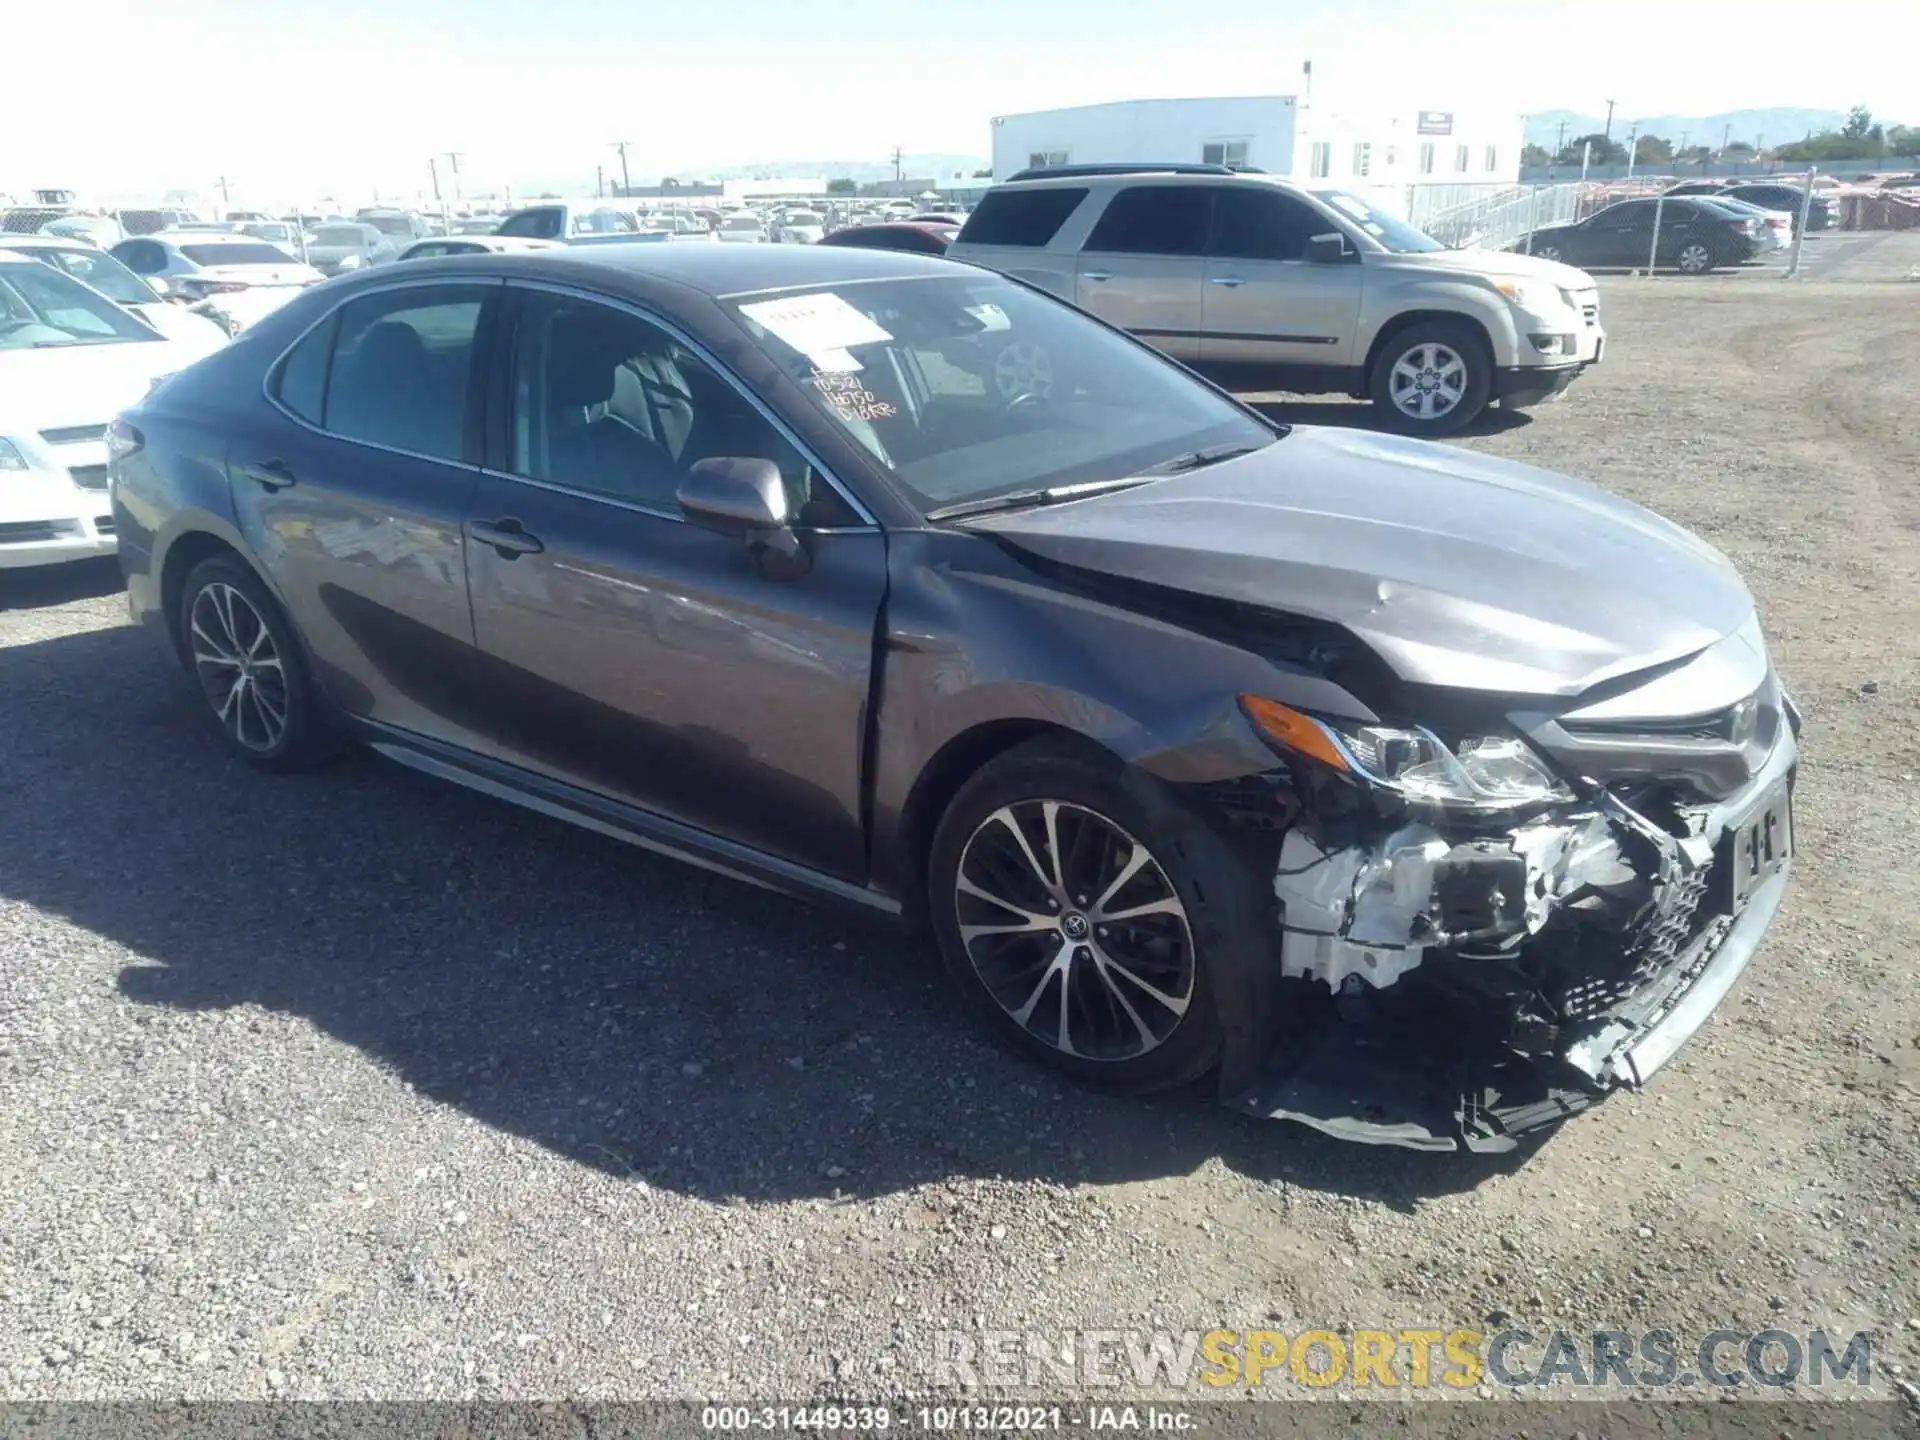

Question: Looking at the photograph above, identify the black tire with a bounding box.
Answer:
[1368,319,1493,436]
[1531,243,1565,263]
[1674,239,1717,274]
[176,554,340,771]
[926,738,1235,1094]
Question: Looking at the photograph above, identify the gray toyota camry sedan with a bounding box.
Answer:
[109,244,1797,1152]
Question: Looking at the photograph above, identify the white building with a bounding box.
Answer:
[990,95,1522,195]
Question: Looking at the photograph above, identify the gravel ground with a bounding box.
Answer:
[1,276,1917,1408]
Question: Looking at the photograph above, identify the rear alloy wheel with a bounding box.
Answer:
[1676,242,1717,274]
[928,741,1227,1093]
[1371,320,1492,436]
[177,554,339,771]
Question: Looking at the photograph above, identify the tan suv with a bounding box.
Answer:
[947,167,1605,435]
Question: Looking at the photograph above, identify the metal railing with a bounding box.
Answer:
[1412,183,1587,251]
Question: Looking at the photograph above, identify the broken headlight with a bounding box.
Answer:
[1241,698,1574,811]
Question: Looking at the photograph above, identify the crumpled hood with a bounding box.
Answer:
[965,427,1756,698]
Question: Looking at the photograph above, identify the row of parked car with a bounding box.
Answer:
[1507,179,1835,274]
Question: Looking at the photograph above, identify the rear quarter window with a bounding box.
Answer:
[956,188,1088,247]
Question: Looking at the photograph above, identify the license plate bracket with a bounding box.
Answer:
[1720,778,1792,914]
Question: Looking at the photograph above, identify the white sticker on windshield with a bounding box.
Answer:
[809,348,863,373]
[1326,195,1371,220]
[739,292,893,359]
[964,302,1011,333]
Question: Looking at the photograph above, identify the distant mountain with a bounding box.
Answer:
[1524,107,1855,152]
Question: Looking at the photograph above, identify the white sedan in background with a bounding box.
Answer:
[394,235,563,260]
[0,254,217,569]
[717,214,768,243]
[109,231,322,298]
[0,235,228,353]
[775,209,826,244]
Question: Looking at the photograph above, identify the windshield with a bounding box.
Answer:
[0,262,160,349]
[241,223,295,243]
[1310,190,1446,253]
[724,216,763,231]
[181,242,295,266]
[18,247,156,304]
[313,226,368,245]
[786,212,822,226]
[496,208,563,238]
[725,274,1274,513]
[363,214,415,238]
[570,210,632,234]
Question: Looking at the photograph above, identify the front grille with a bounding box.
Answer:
[40,423,108,446]
[68,464,109,491]
[1563,699,1752,745]
[0,520,77,544]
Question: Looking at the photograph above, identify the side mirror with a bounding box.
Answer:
[1305,232,1352,264]
[677,456,808,575]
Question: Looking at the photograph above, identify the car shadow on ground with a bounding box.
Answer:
[0,621,1542,1215]
[0,557,125,611]
[1238,397,1535,437]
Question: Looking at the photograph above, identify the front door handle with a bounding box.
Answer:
[470,518,544,558]
[1209,276,1246,287]
[242,458,296,490]
[1082,269,1113,282]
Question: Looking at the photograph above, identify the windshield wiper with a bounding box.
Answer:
[1134,442,1264,476]
[924,476,1157,522]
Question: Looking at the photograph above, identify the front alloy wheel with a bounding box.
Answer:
[1677,242,1716,274]
[955,800,1195,1063]
[1388,341,1470,424]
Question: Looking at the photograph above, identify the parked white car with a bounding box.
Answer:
[776,209,826,244]
[718,214,768,243]
[0,254,215,568]
[0,235,228,353]
[109,231,322,298]
[394,235,563,260]
[304,222,398,276]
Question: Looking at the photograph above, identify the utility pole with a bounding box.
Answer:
[1625,122,1639,179]
[428,157,442,204]
[1555,120,1569,156]
[217,175,230,208]
[891,146,904,186]
[444,152,463,201]
[611,142,631,197]
[597,163,605,198]
[1720,122,1732,156]
[1603,100,1616,141]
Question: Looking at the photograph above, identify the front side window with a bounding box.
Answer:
[116,240,165,274]
[1208,188,1324,262]
[1084,186,1207,256]
[304,285,488,459]
[0,262,160,349]
[1591,201,1649,229]
[724,274,1274,513]
[1202,140,1248,168]
[507,292,853,525]
[1026,149,1069,169]
[957,188,1086,247]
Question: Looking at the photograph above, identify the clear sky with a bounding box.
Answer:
[8,0,1904,204]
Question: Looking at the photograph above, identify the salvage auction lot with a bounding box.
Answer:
[1,278,1916,1403]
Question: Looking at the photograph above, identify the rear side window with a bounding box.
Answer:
[496,207,564,239]
[272,285,489,460]
[1084,186,1208,256]
[273,313,336,425]
[956,188,1086,247]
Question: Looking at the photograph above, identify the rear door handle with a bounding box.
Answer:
[1209,276,1246,287]
[242,458,296,490]
[470,518,544,558]
[1082,269,1113,282]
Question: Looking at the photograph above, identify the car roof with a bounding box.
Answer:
[146,230,275,245]
[350,241,954,297]
[0,233,88,250]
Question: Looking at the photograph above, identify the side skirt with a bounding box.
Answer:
[355,720,903,919]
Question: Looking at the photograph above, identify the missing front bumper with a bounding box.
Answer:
[1222,863,1790,1152]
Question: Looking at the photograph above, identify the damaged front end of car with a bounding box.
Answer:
[1214,646,1799,1153]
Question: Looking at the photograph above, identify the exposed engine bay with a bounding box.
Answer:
[1230,738,1796,1153]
